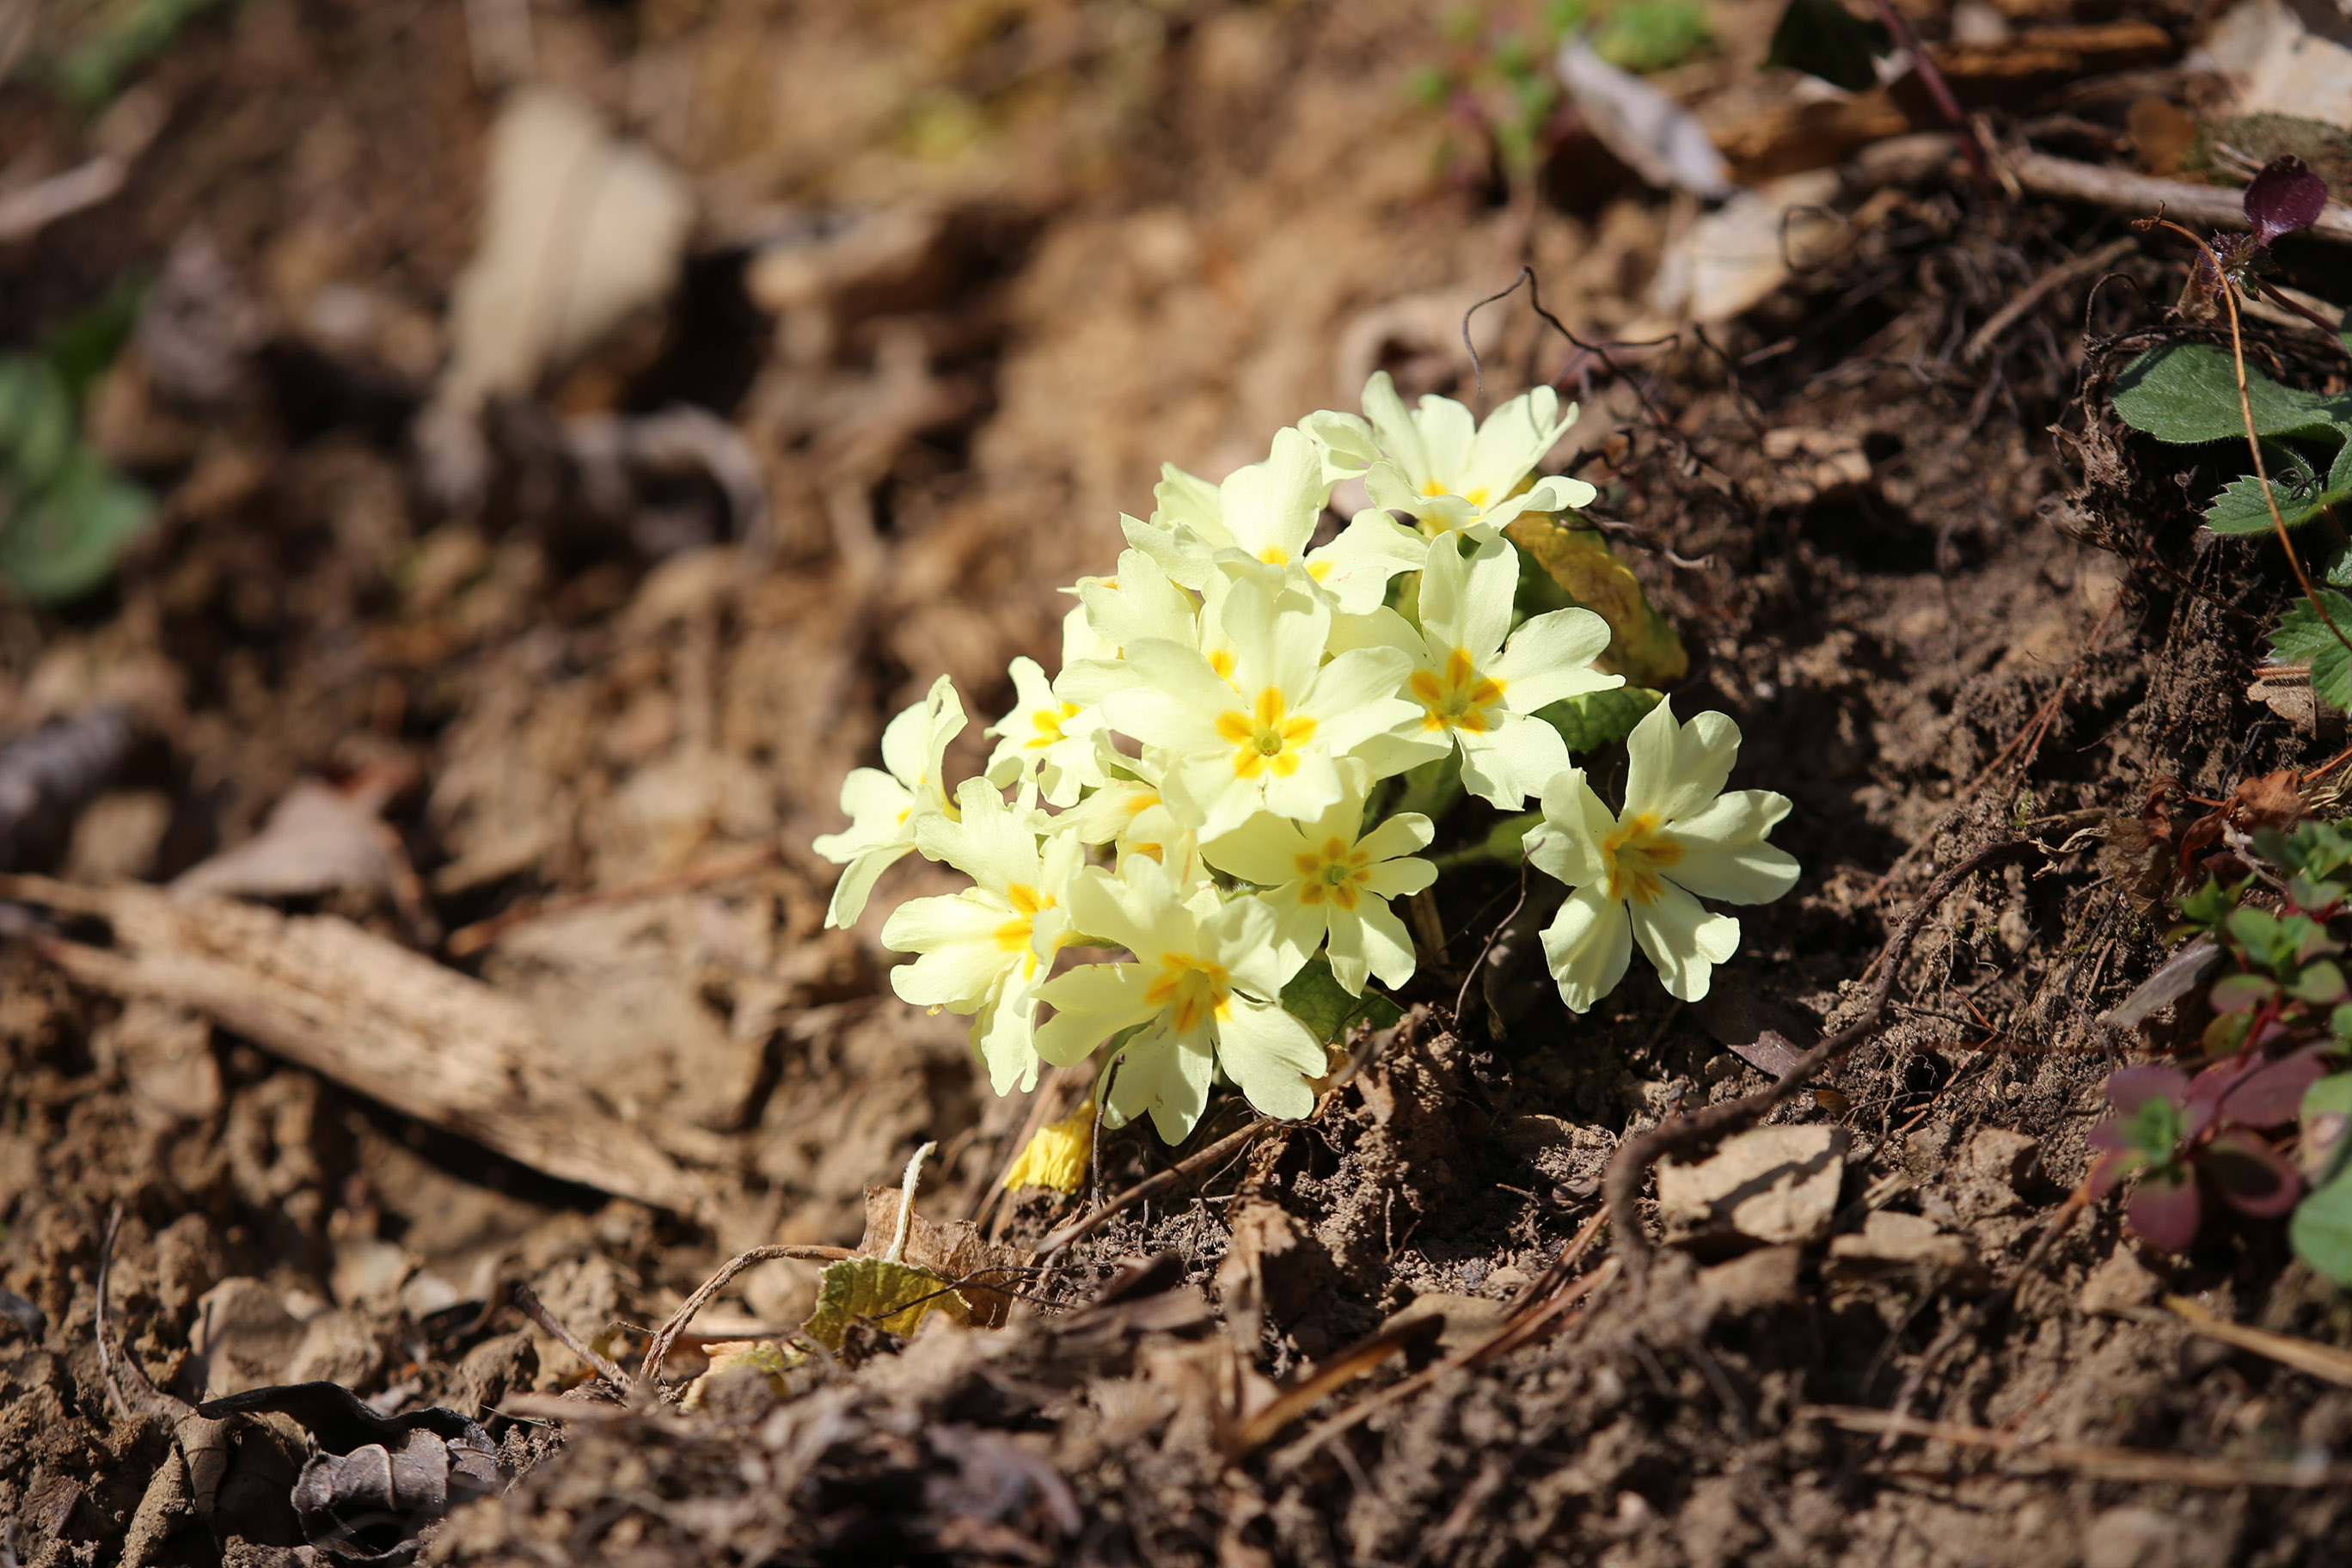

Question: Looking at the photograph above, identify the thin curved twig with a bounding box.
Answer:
[637,1244,856,1387]
[1604,840,2043,1282]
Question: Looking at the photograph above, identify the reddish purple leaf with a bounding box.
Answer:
[2127,1167,2202,1252]
[2087,1146,2139,1200]
[2109,1064,2190,1114]
[2205,1130,2303,1216]
[2219,1051,2328,1128]
[2245,156,2329,248]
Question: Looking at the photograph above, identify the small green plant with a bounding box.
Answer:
[2099,819,2352,1284]
[0,279,156,604]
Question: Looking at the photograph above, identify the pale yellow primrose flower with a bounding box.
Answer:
[1101,574,1416,841]
[983,655,1107,807]
[1344,536,1620,809]
[1055,548,1202,706]
[1034,854,1321,1142]
[1123,429,1426,615]
[1200,763,1436,996]
[1525,699,1799,1011]
[1354,371,1598,542]
[812,674,965,928]
[881,779,1079,1094]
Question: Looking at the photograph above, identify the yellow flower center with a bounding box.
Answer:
[1258,545,1289,565]
[1602,812,1682,906]
[1292,835,1372,912]
[992,882,1057,978]
[1409,647,1508,733]
[1419,478,1490,508]
[1209,647,1236,682]
[1144,952,1231,1033]
[1216,688,1316,780]
[1027,701,1081,750]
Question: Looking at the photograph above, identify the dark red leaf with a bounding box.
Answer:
[2245,156,2329,248]
[2127,1167,2202,1252]
[2204,1130,2303,1216]
[2219,1051,2328,1128]
[2109,1064,2190,1114]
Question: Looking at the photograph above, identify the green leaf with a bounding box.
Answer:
[2269,589,2352,710]
[0,358,79,494]
[1538,685,1663,753]
[1505,518,1688,688]
[800,1258,970,1349]
[2303,1074,2352,1184]
[1279,955,1403,1045]
[2202,439,2352,536]
[0,447,156,603]
[2290,1162,2352,1288]
[2111,343,2352,446]
[1765,0,1889,92]
[1594,0,1711,74]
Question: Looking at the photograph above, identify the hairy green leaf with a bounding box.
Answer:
[1280,956,1403,1045]
[2203,440,2352,535]
[1538,685,1663,753]
[2269,588,2352,709]
[2112,343,2352,446]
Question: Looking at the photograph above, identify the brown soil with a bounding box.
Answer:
[5,2,2352,1566]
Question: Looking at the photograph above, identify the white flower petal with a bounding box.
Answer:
[1034,962,1157,1063]
[822,844,907,929]
[1490,608,1619,712]
[1661,790,1801,905]
[1457,712,1572,811]
[1198,810,1307,887]
[1540,884,1632,1014]
[1107,1023,1216,1143]
[1214,996,1323,1121]
[1627,880,1741,1003]
[1622,699,1740,823]
[1528,769,1614,889]
[1331,896,1419,993]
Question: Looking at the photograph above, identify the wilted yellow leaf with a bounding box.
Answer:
[1505,516,1688,689]
[801,1258,971,1349]
[1002,1099,1093,1194]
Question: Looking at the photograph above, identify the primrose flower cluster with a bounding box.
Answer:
[814,374,1799,1142]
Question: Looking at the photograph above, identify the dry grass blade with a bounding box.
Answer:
[1227,1314,1445,1457]
[2162,1295,2352,1389]
[1809,1406,2352,1487]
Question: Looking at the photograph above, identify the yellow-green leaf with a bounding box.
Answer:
[1505,517,1688,688]
[801,1258,971,1348]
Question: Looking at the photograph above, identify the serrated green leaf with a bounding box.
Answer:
[1279,955,1403,1044]
[801,1257,970,1349]
[2202,466,2343,535]
[2112,343,2352,446]
[0,358,79,494]
[1538,686,1663,753]
[2269,589,2352,709]
[1505,518,1688,688]
[1595,0,1710,73]
[1764,0,1890,92]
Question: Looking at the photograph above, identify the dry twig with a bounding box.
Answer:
[637,1244,854,1386]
